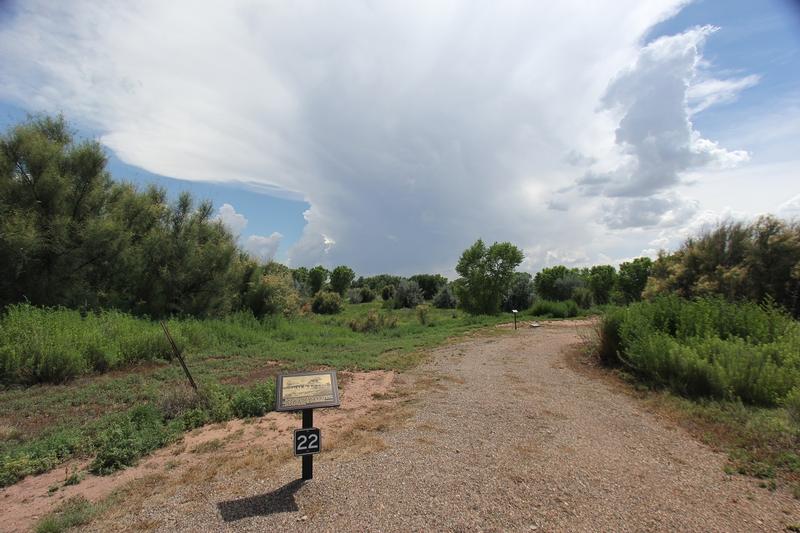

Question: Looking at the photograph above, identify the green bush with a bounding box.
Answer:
[416,305,430,325]
[347,288,363,304]
[785,387,800,429]
[381,284,395,301]
[349,310,398,333]
[572,287,594,309]
[393,280,424,309]
[311,291,343,314]
[530,299,579,318]
[231,381,275,418]
[359,286,376,303]
[597,296,800,406]
[433,285,458,309]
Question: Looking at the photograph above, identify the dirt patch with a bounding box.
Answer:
[219,361,284,386]
[0,370,396,533]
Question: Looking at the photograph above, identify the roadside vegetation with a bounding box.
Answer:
[594,219,800,490]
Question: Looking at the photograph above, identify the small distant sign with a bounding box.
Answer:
[275,370,340,411]
[294,427,321,456]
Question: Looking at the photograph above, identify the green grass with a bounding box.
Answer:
[35,495,104,533]
[0,302,505,487]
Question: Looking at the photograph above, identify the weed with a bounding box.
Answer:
[35,496,97,533]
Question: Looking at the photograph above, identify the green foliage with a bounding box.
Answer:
[359,286,376,303]
[90,404,178,475]
[308,266,329,294]
[644,218,800,318]
[349,310,398,333]
[597,307,625,365]
[502,272,535,312]
[231,382,275,418]
[416,304,430,325]
[311,291,343,314]
[0,304,174,385]
[618,257,653,303]
[361,274,403,292]
[381,284,395,301]
[454,239,524,315]
[785,386,800,430]
[598,296,800,406]
[409,274,448,300]
[588,265,617,305]
[244,270,300,318]
[533,266,570,301]
[35,496,97,533]
[330,265,356,296]
[0,428,83,487]
[571,287,594,309]
[433,284,458,309]
[529,299,579,318]
[347,288,363,304]
[393,280,424,309]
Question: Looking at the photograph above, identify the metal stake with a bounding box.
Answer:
[302,409,313,480]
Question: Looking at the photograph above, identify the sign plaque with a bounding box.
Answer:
[275,370,340,412]
[293,427,321,456]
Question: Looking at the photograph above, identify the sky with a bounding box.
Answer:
[0,0,798,276]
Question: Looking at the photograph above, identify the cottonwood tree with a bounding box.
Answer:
[454,239,524,314]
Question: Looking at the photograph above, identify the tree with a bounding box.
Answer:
[330,265,355,296]
[618,257,653,303]
[409,274,448,300]
[588,265,617,305]
[454,239,524,314]
[502,272,535,311]
[533,265,570,301]
[308,266,329,294]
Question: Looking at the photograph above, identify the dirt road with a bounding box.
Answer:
[86,320,799,532]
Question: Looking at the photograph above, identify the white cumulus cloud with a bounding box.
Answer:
[215,203,248,236]
[0,0,770,275]
[245,233,283,263]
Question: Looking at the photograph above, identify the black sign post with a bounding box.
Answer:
[302,409,314,479]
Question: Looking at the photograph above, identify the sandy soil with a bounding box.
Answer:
[0,371,396,533]
[7,320,800,531]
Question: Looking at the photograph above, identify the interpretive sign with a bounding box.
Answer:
[293,427,321,456]
[275,370,340,412]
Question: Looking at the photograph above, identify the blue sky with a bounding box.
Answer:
[1,0,798,276]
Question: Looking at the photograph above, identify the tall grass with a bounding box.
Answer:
[598,296,800,406]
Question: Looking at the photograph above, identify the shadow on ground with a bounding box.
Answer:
[217,479,305,522]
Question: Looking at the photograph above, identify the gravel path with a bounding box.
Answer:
[87,321,800,532]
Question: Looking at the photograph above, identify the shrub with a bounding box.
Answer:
[349,310,398,333]
[599,296,800,406]
[416,304,430,325]
[359,286,376,303]
[311,291,343,314]
[381,284,395,301]
[572,287,594,309]
[157,386,205,420]
[245,272,301,318]
[433,285,458,309]
[231,381,275,418]
[597,307,625,366]
[530,299,579,318]
[393,280,424,309]
[347,288,363,304]
[330,265,355,296]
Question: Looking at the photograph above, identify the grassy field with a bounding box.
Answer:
[0,302,507,487]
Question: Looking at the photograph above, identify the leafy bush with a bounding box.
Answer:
[785,387,800,429]
[572,287,594,309]
[596,307,625,366]
[232,382,275,418]
[552,273,586,302]
[454,239,524,314]
[433,285,458,309]
[393,280,424,309]
[416,304,430,325]
[347,288,363,304]
[359,286,376,303]
[409,274,448,300]
[530,299,579,318]
[349,310,398,333]
[312,291,343,314]
[381,284,395,301]
[245,272,301,318]
[90,405,178,475]
[330,265,356,296]
[597,296,800,406]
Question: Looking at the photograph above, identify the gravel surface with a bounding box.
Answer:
[86,320,800,532]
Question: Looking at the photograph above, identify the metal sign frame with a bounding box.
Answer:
[275,370,340,412]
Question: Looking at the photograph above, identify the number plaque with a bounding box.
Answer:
[294,427,321,456]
